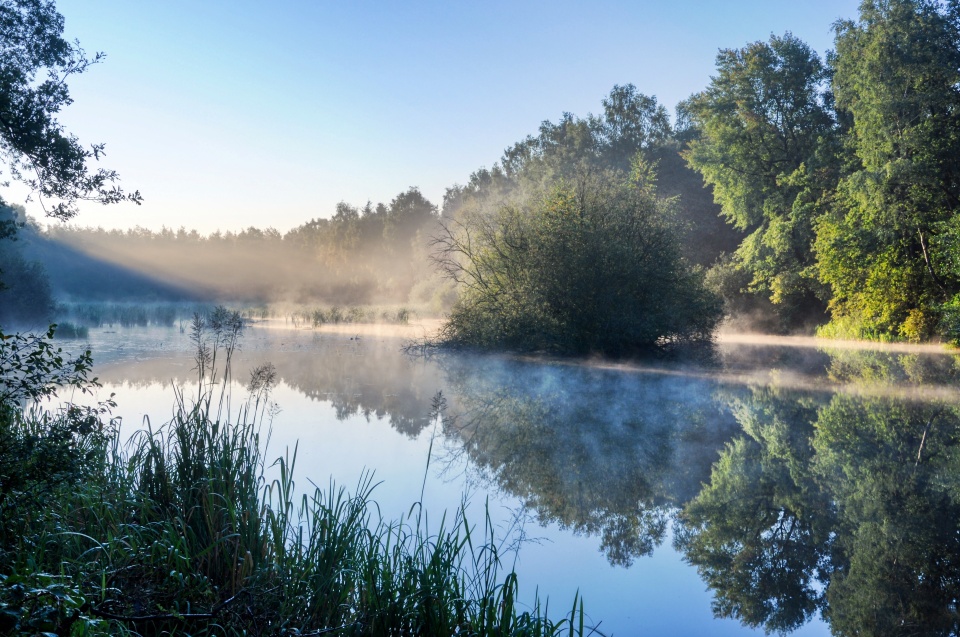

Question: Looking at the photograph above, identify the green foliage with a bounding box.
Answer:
[434,171,722,355]
[0,0,140,219]
[683,33,836,322]
[0,324,97,405]
[816,0,960,339]
[445,85,739,270]
[0,312,595,636]
[0,572,109,637]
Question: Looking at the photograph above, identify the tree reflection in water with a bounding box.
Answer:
[91,329,960,634]
[435,353,740,567]
[679,349,960,636]
[436,347,960,635]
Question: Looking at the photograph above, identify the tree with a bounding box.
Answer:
[0,0,140,221]
[0,203,52,324]
[816,0,960,340]
[432,169,722,355]
[683,33,837,324]
[444,85,740,269]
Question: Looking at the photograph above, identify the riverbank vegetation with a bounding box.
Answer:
[0,318,594,636]
[433,170,721,355]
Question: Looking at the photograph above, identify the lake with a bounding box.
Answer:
[60,320,960,636]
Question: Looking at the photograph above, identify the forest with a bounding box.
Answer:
[5,0,960,353]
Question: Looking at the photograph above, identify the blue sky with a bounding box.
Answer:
[24,0,860,233]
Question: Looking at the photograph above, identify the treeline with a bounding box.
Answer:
[21,0,960,344]
[25,187,450,309]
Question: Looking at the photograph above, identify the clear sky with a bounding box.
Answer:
[19,0,861,234]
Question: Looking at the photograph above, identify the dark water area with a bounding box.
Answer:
[64,324,960,636]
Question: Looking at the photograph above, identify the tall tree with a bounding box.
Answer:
[816,0,960,340]
[684,33,837,323]
[445,85,738,268]
[0,0,140,221]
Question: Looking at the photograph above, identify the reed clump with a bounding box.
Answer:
[0,315,595,637]
[56,301,206,328]
[290,305,413,328]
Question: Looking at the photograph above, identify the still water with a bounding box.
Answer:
[62,322,960,636]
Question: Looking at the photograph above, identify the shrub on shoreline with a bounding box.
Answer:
[433,171,723,356]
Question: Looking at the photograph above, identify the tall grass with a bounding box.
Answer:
[0,312,598,636]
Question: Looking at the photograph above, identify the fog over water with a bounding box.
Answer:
[58,323,960,636]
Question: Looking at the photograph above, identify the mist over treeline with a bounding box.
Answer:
[17,187,448,308]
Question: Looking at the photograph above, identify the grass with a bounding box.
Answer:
[0,314,599,636]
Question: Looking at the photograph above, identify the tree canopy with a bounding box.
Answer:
[0,0,140,221]
[683,33,837,324]
[682,0,960,341]
[816,0,960,340]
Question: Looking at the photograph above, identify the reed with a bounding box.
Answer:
[56,301,208,328]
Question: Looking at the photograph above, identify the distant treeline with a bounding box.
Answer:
[16,112,736,322]
[19,187,449,310]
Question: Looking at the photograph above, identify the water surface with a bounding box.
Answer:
[64,323,960,636]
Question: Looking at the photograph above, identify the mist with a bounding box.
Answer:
[25,187,454,312]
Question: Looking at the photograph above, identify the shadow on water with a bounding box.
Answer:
[87,327,960,635]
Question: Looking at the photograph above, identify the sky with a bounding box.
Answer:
[16,0,862,234]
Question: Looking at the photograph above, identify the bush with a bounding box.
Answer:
[433,171,723,355]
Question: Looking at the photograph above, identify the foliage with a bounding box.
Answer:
[815,0,960,339]
[433,170,722,355]
[443,85,739,270]
[683,32,836,324]
[0,323,96,405]
[0,311,596,637]
[0,572,109,637]
[0,0,140,219]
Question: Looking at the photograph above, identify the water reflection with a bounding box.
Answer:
[679,353,960,636]
[87,327,960,634]
[436,354,740,567]
[397,344,960,635]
